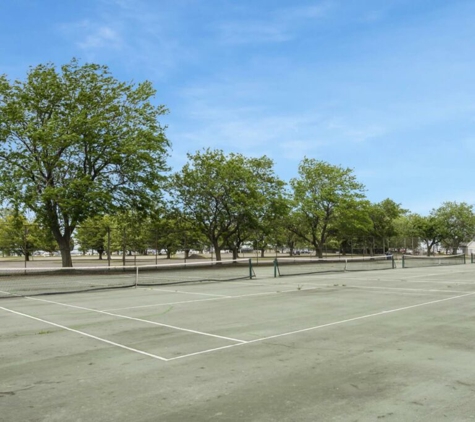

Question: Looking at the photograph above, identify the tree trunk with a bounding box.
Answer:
[260,249,265,258]
[313,243,323,258]
[57,237,73,267]
[213,241,222,261]
[425,241,432,256]
[231,248,238,260]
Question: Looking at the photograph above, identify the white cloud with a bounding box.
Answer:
[77,25,123,50]
[275,2,333,21]
[60,19,123,53]
[217,21,291,44]
[216,1,333,45]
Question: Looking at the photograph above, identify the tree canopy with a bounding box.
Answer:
[289,158,367,257]
[169,149,286,261]
[0,59,170,266]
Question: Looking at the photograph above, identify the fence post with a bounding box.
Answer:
[24,225,28,269]
[107,227,111,267]
[155,230,158,265]
[122,228,126,267]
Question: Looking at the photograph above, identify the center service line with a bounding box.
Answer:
[25,296,247,344]
[167,290,475,361]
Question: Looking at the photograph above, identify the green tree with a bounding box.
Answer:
[367,199,406,253]
[227,177,289,259]
[253,186,290,259]
[76,215,111,259]
[289,158,366,257]
[107,211,152,264]
[392,214,420,253]
[170,149,285,261]
[435,202,475,254]
[0,59,170,267]
[330,199,372,255]
[150,208,184,259]
[413,214,445,256]
[0,211,57,259]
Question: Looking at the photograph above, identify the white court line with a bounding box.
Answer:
[104,280,468,312]
[399,270,474,280]
[0,305,169,362]
[3,287,475,363]
[103,287,322,311]
[25,296,247,344]
[403,280,475,286]
[167,291,475,361]
[104,296,228,311]
[148,288,230,298]
[340,285,470,294]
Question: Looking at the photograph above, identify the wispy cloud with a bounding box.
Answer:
[58,2,189,78]
[76,23,123,50]
[275,3,333,21]
[169,90,389,175]
[217,21,291,44]
[215,2,333,44]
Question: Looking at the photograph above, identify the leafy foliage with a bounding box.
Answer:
[434,202,475,253]
[0,60,170,266]
[289,158,366,257]
[0,210,56,258]
[169,149,286,261]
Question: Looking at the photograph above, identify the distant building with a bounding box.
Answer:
[461,240,475,255]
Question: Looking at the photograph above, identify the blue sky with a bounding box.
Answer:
[1,0,474,215]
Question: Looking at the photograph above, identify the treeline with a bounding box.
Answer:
[1,151,474,262]
[1,60,474,267]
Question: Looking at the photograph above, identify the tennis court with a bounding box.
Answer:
[1,259,475,421]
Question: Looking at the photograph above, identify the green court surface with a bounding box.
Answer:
[1,264,475,421]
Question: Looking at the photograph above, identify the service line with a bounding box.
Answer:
[0,305,169,362]
[167,291,475,361]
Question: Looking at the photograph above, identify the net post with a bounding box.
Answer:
[402,254,405,268]
[273,259,278,278]
[464,254,466,264]
[135,266,138,288]
[249,258,253,279]
[472,253,474,264]
[392,256,395,269]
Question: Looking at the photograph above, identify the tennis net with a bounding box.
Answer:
[0,259,254,298]
[402,254,466,268]
[274,255,394,277]
[136,259,254,286]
